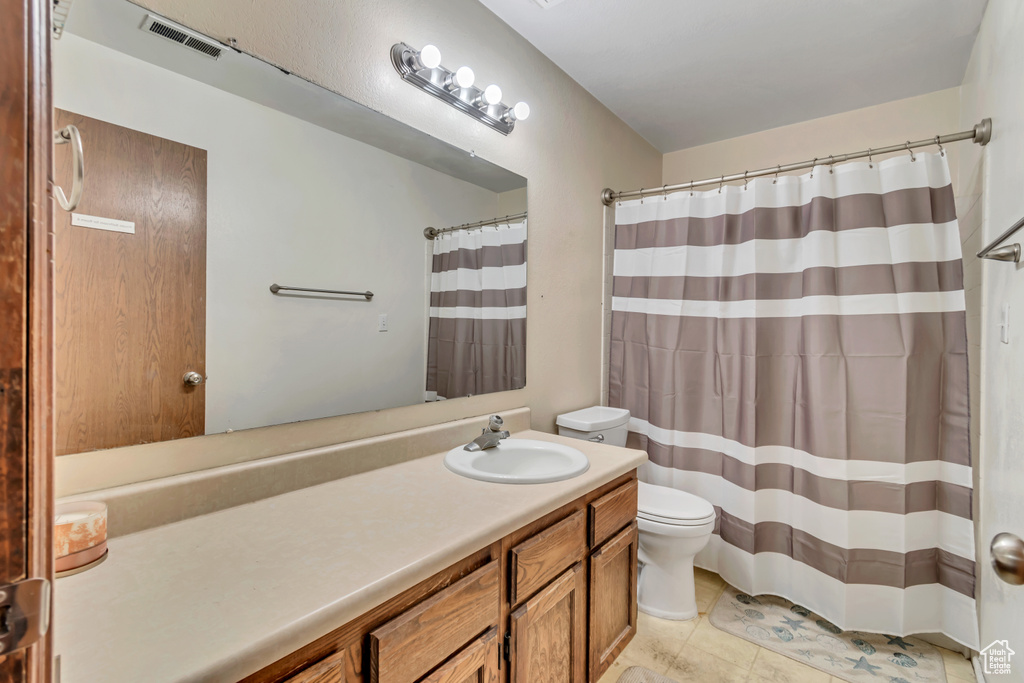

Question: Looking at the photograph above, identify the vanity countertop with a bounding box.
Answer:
[53,430,646,683]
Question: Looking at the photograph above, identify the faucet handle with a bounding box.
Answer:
[487,415,504,431]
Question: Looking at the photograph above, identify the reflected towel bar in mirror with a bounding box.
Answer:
[269,284,374,300]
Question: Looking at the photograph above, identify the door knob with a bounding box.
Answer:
[182,371,204,387]
[991,532,1024,585]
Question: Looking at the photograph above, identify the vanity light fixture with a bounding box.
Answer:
[391,42,529,135]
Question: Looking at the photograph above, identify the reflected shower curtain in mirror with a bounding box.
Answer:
[426,220,527,400]
[609,153,978,648]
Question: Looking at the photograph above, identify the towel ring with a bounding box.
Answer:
[53,125,84,212]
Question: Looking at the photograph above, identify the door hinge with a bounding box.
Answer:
[0,578,51,656]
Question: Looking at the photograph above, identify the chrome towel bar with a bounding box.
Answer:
[978,214,1024,263]
[269,284,373,300]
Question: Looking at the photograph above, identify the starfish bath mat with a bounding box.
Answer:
[708,586,948,682]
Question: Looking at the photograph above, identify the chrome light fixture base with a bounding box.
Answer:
[391,43,516,136]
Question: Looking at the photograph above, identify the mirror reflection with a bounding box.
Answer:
[53,0,527,456]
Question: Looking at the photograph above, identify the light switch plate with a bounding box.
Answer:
[378,314,389,332]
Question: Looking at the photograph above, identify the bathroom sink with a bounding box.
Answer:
[444,438,590,484]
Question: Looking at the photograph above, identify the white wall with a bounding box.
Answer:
[53,33,502,434]
[957,0,1024,662]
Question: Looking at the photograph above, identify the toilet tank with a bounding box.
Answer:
[556,406,631,447]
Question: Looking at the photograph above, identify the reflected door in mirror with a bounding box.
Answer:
[54,110,207,454]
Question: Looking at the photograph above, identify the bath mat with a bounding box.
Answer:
[617,666,680,683]
[709,586,947,683]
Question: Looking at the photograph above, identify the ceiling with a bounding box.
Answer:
[478,0,988,153]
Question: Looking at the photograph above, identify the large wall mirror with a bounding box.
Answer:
[53,0,527,456]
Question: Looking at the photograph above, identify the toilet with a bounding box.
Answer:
[556,406,717,621]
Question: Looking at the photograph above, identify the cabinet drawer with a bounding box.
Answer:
[589,479,638,548]
[510,509,587,605]
[369,561,500,683]
[284,650,348,683]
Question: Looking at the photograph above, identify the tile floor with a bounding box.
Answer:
[599,568,977,683]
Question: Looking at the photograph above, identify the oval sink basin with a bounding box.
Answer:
[444,438,590,484]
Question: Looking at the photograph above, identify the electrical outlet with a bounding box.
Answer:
[378,314,389,332]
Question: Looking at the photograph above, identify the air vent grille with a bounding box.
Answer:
[140,15,222,60]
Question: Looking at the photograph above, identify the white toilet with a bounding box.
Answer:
[556,406,717,621]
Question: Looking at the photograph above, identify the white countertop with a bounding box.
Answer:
[54,431,646,683]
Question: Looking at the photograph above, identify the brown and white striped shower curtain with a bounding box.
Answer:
[426,219,527,400]
[609,152,978,648]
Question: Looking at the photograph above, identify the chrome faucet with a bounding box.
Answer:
[464,415,511,451]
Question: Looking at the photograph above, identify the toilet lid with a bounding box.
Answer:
[638,481,716,525]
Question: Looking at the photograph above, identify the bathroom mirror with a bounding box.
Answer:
[52,0,527,456]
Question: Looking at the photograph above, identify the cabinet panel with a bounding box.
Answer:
[370,561,500,683]
[588,523,638,682]
[510,509,587,605]
[284,650,347,683]
[419,627,499,683]
[588,480,637,548]
[509,562,587,683]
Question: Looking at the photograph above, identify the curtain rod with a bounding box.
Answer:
[601,118,992,206]
[424,211,527,240]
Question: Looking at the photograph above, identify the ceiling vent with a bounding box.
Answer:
[139,14,222,60]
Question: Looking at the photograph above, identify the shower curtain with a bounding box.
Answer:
[426,219,527,400]
[609,152,978,648]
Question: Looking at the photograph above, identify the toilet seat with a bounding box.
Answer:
[638,481,716,526]
[638,509,716,527]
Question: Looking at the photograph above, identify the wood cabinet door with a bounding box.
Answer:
[53,110,207,454]
[588,522,638,682]
[509,562,587,683]
[419,627,499,683]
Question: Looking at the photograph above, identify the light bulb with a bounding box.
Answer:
[509,101,530,121]
[483,84,503,105]
[418,44,441,70]
[447,66,475,90]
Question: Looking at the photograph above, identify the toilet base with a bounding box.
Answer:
[637,554,700,621]
[638,602,699,621]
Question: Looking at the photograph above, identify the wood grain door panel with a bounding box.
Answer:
[588,522,638,682]
[509,562,587,683]
[53,110,207,454]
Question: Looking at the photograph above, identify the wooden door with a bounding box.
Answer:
[1,0,53,681]
[509,562,587,683]
[588,523,638,682]
[53,110,207,455]
[419,628,499,683]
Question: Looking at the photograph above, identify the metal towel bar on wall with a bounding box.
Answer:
[269,284,373,300]
[53,125,84,212]
[978,214,1024,263]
